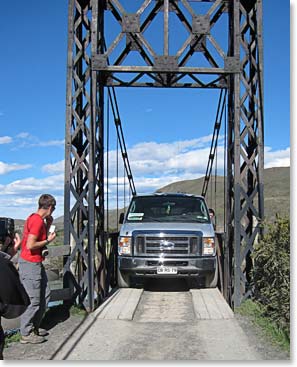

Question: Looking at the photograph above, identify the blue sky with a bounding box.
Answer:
[0,0,290,219]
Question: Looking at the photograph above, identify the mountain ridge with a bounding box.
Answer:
[14,166,289,231]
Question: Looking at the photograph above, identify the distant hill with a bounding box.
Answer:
[13,167,290,233]
[156,166,290,227]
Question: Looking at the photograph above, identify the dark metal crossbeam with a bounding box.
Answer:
[91,0,238,88]
[64,0,264,311]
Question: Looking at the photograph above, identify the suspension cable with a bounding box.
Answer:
[116,136,119,232]
[214,134,218,219]
[107,87,137,197]
[123,165,126,212]
[103,38,136,198]
[201,89,227,197]
[106,91,110,233]
[223,98,227,232]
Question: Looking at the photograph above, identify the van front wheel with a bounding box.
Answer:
[117,269,131,288]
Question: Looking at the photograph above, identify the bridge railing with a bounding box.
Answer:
[45,232,119,307]
[215,231,231,306]
[46,232,229,307]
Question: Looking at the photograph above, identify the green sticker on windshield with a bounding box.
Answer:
[128,213,144,220]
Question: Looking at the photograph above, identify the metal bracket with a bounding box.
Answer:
[154,56,179,71]
[224,56,240,73]
[192,15,210,36]
[122,13,140,33]
[92,55,108,70]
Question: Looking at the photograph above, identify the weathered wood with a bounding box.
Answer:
[118,289,143,320]
[190,289,210,319]
[48,245,70,258]
[191,288,234,320]
[210,288,234,319]
[99,289,143,320]
[50,288,72,302]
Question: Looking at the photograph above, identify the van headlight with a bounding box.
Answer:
[118,236,132,256]
[202,237,215,256]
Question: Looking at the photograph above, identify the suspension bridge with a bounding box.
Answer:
[4,0,265,360]
[59,0,264,311]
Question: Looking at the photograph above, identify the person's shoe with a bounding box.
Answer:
[20,332,45,344]
[34,328,49,337]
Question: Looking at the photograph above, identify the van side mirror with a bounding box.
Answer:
[119,212,125,224]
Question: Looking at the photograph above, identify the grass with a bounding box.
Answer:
[4,331,21,348]
[69,304,88,317]
[4,304,87,349]
[235,299,290,353]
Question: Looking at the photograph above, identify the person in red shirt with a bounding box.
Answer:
[19,194,57,344]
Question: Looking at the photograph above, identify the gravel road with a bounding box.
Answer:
[3,280,290,361]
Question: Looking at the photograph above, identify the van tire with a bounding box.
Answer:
[117,269,130,288]
[205,257,218,288]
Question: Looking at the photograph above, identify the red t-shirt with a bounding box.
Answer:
[20,213,47,263]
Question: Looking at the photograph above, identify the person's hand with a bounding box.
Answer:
[13,233,21,253]
[47,231,56,243]
[4,233,21,257]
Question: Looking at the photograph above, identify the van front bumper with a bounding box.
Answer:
[118,256,216,278]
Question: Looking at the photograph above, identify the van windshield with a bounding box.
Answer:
[126,196,210,223]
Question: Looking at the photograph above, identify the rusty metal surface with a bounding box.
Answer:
[63,0,264,310]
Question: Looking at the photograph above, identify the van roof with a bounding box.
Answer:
[134,192,205,200]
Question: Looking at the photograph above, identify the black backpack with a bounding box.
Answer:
[0,255,30,319]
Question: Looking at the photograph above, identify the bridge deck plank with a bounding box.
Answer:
[210,288,234,319]
[99,289,130,319]
[200,289,225,319]
[190,288,233,320]
[119,289,143,320]
[190,289,210,319]
[98,288,143,320]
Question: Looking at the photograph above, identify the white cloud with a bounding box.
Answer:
[264,147,290,168]
[0,175,64,219]
[0,136,290,219]
[105,136,222,177]
[42,160,65,174]
[31,139,65,147]
[0,175,64,195]
[11,132,64,150]
[16,132,30,139]
[0,194,65,220]
[0,136,12,144]
[0,161,31,175]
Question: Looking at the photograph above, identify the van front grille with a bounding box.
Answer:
[133,232,201,257]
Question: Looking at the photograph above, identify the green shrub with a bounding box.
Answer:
[236,299,290,352]
[252,216,290,338]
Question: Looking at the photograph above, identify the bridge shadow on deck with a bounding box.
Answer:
[140,278,202,292]
[40,304,72,331]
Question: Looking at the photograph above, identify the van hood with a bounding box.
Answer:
[119,222,214,237]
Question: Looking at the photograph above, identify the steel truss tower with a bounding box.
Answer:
[64,0,264,310]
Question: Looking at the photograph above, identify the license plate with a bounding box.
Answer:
[157,266,178,274]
